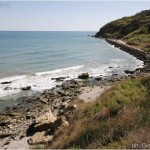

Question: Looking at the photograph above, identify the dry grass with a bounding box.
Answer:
[107,127,150,149]
[47,76,150,149]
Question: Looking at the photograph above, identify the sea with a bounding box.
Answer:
[0,31,144,110]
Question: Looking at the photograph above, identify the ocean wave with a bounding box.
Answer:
[0,65,84,98]
[35,65,84,76]
[0,75,27,83]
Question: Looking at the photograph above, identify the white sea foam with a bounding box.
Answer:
[36,65,84,76]
[0,65,85,98]
[0,75,27,83]
[0,58,144,98]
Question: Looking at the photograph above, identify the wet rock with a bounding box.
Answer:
[1,81,12,84]
[95,76,102,81]
[21,86,31,91]
[28,131,53,145]
[3,87,12,90]
[78,73,89,79]
[33,110,57,132]
[55,77,66,82]
[112,73,118,76]
[124,70,135,74]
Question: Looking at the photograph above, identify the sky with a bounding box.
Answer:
[0,1,150,31]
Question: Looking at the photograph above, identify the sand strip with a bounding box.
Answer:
[78,86,110,102]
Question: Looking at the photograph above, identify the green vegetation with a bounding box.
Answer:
[48,77,150,149]
[95,10,150,52]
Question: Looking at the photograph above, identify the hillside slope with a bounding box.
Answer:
[95,10,150,52]
[47,77,150,149]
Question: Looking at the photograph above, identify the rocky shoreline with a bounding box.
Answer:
[106,39,147,61]
[0,70,150,148]
[105,38,150,72]
[1,37,150,148]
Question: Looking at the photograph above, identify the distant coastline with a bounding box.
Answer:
[105,39,146,62]
[94,37,150,73]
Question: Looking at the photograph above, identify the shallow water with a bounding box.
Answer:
[0,31,143,109]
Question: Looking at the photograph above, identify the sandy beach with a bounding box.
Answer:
[78,86,110,102]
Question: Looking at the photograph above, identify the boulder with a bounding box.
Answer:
[21,86,31,90]
[28,131,53,145]
[1,81,11,84]
[55,77,66,82]
[53,116,69,129]
[124,70,135,74]
[78,73,89,79]
[95,76,102,81]
[33,110,57,132]
[112,73,118,76]
[50,116,69,134]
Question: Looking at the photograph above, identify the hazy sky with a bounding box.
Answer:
[0,1,149,31]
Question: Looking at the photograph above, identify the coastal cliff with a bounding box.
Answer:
[95,10,150,52]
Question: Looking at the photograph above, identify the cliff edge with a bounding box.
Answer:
[95,10,150,52]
